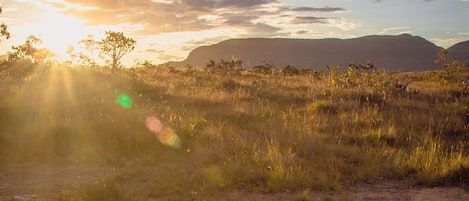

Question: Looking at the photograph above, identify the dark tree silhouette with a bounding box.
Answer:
[98,31,136,70]
[0,7,11,42]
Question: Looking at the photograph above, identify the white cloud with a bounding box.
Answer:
[377,26,412,34]
[327,18,360,31]
[431,37,467,48]
[151,0,173,4]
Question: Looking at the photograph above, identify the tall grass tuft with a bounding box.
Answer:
[55,175,135,201]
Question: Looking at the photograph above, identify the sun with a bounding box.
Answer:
[31,11,91,59]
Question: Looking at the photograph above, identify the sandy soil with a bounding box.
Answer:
[1,165,467,201]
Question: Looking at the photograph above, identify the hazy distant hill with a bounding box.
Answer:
[448,40,469,61]
[0,54,7,61]
[169,34,445,71]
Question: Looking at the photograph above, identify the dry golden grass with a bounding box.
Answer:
[0,61,467,200]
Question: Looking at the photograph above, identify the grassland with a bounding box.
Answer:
[0,60,468,200]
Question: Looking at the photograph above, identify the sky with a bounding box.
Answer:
[0,0,468,66]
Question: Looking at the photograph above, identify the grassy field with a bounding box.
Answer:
[0,60,468,200]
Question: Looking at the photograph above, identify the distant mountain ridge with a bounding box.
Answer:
[448,40,469,62]
[169,34,467,71]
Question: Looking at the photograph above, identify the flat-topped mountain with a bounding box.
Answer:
[169,34,449,71]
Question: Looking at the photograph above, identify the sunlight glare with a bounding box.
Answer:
[28,11,90,59]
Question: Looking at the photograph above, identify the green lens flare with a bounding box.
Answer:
[167,135,182,149]
[156,127,183,149]
[117,93,133,109]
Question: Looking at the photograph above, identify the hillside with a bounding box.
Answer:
[448,40,469,61]
[169,34,444,71]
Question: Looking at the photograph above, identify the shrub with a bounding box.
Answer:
[282,65,300,76]
[217,78,241,92]
[205,58,243,73]
[252,64,273,75]
[306,100,337,114]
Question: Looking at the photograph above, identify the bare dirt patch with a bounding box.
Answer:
[196,181,469,201]
[344,180,469,201]
[1,165,468,201]
[0,165,114,200]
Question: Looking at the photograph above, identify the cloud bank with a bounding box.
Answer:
[39,0,346,36]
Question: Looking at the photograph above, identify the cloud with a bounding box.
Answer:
[327,18,360,31]
[374,0,434,2]
[295,30,310,35]
[38,0,345,36]
[31,0,348,64]
[291,16,328,24]
[246,22,282,34]
[431,37,467,48]
[222,14,257,26]
[180,0,276,9]
[145,49,160,53]
[38,0,68,9]
[377,26,412,34]
[292,6,345,12]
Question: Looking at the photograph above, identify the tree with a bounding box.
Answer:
[66,35,100,66]
[1,7,11,42]
[435,49,468,83]
[8,35,42,62]
[98,31,136,69]
[79,35,99,66]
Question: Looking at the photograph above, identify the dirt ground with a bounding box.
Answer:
[0,165,114,200]
[1,165,468,201]
[195,181,469,201]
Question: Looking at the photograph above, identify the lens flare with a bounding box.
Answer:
[158,127,182,149]
[116,93,132,109]
[145,116,182,149]
[146,116,163,133]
